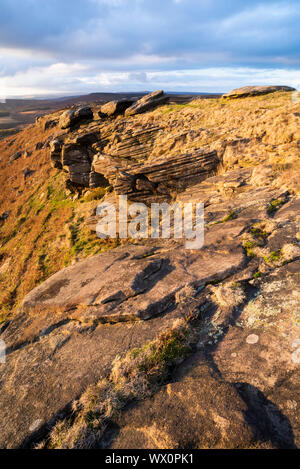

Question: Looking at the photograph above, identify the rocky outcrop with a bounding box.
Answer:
[125,90,168,116]
[102,125,162,159]
[49,119,219,200]
[62,143,92,186]
[100,99,135,117]
[93,148,219,202]
[49,139,63,169]
[223,85,295,99]
[59,106,94,129]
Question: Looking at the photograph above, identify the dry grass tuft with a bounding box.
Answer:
[211,282,246,308]
[39,319,198,449]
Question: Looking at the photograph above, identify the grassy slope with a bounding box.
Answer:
[0,125,118,322]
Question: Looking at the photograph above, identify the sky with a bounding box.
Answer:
[0,0,300,98]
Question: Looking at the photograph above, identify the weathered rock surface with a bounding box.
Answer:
[62,143,92,186]
[125,90,168,116]
[93,148,219,202]
[20,243,245,323]
[107,357,278,449]
[59,106,93,129]
[101,125,162,160]
[36,115,59,131]
[0,310,185,449]
[213,260,300,448]
[49,117,219,199]
[49,139,63,169]
[223,85,295,99]
[100,99,134,117]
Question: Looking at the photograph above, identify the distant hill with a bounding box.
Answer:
[0,91,222,139]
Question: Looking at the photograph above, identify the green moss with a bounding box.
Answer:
[0,310,8,324]
[38,252,52,281]
[46,184,55,200]
[137,328,190,381]
[63,218,120,267]
[208,211,237,226]
[160,103,189,114]
[1,216,27,246]
[222,211,237,222]
[242,241,256,257]
[267,198,284,215]
[253,271,262,279]
[250,226,269,239]
[84,187,108,202]
[264,250,282,264]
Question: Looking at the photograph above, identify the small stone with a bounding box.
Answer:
[0,212,9,222]
[246,334,259,344]
[35,142,43,150]
[0,258,11,275]
[9,151,22,162]
[23,168,35,178]
[29,419,42,433]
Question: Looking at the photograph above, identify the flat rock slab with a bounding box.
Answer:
[125,90,168,116]
[0,312,186,449]
[20,243,245,330]
[213,261,300,447]
[223,86,295,99]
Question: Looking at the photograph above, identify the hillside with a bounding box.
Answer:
[0,87,299,449]
[0,92,219,140]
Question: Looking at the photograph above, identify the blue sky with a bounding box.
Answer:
[0,0,299,98]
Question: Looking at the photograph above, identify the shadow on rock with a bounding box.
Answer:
[235,382,297,449]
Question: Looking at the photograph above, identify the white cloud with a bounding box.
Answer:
[1,62,299,98]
